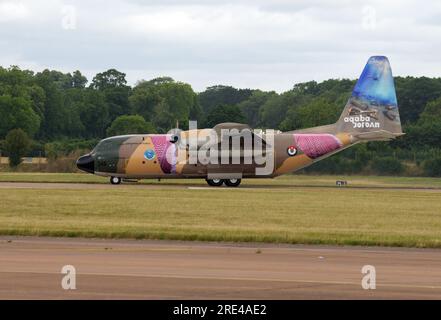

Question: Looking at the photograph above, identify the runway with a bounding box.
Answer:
[1,237,441,299]
[0,181,440,191]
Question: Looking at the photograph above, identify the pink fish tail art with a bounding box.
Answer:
[150,135,177,174]
[294,134,343,159]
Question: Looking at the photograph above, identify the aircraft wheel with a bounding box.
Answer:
[110,176,122,185]
[224,178,241,187]
[206,179,224,187]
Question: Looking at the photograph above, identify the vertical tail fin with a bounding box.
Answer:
[336,56,403,140]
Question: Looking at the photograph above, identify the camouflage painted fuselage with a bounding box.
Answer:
[85,128,353,179]
[77,56,404,181]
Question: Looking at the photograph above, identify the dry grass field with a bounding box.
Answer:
[0,173,440,247]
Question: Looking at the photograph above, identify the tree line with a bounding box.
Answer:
[0,66,440,175]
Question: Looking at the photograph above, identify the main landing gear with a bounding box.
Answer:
[110,176,122,185]
[205,178,242,187]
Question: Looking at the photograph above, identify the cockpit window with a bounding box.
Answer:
[94,136,132,154]
[95,140,112,152]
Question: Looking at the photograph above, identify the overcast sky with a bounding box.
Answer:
[0,0,440,92]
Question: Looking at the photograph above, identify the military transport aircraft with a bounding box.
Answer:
[77,56,404,187]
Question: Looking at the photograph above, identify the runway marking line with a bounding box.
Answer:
[0,247,192,253]
[187,187,268,191]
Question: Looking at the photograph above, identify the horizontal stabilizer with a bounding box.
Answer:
[352,130,405,141]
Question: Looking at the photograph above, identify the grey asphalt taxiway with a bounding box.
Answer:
[0,181,440,191]
[1,237,441,299]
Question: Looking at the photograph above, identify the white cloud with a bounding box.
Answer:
[0,1,30,22]
[0,0,440,91]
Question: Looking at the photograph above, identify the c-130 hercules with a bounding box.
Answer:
[77,56,404,187]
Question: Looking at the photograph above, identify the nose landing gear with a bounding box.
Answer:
[110,176,122,185]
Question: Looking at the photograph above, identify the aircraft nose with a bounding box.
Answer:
[76,154,95,173]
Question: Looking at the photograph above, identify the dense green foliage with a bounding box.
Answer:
[206,104,246,127]
[198,85,253,115]
[370,156,404,175]
[423,157,441,177]
[0,65,440,176]
[130,77,200,132]
[4,129,30,167]
[107,115,155,136]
